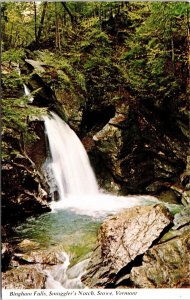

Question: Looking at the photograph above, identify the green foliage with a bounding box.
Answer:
[2,1,188,124]
[2,97,27,128]
[2,2,35,49]
[74,71,86,92]
[2,72,23,97]
[2,96,47,159]
[2,97,47,133]
[122,2,189,100]
[2,48,26,63]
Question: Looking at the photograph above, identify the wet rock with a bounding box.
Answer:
[130,231,190,288]
[2,243,13,272]
[93,111,155,193]
[16,239,40,252]
[93,113,128,185]
[26,119,47,170]
[157,190,179,205]
[81,204,172,288]
[14,249,66,265]
[2,246,67,289]
[173,206,190,231]
[25,59,46,73]
[170,185,190,206]
[153,206,190,245]
[27,73,56,107]
[21,58,58,107]
[92,101,188,194]
[22,56,73,128]
[2,265,47,289]
[146,181,164,194]
[2,155,51,226]
[55,89,84,133]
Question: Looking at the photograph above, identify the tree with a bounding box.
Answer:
[37,1,48,42]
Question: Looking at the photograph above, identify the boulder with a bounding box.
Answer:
[81,204,172,288]
[16,239,40,252]
[25,59,46,73]
[173,206,190,230]
[158,206,190,243]
[2,266,47,289]
[27,73,56,107]
[130,230,190,288]
[2,245,67,289]
[14,249,66,265]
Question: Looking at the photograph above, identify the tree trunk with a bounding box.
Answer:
[99,3,102,28]
[55,3,61,50]
[34,2,37,43]
[187,8,190,94]
[55,3,58,49]
[171,34,175,74]
[8,23,13,47]
[37,2,48,42]
[61,2,75,24]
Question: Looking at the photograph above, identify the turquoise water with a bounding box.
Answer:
[12,199,183,267]
[14,209,102,265]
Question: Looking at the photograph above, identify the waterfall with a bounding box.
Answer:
[43,112,99,201]
[43,111,158,216]
[23,84,34,103]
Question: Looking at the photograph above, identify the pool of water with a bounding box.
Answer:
[14,209,102,265]
[10,195,183,288]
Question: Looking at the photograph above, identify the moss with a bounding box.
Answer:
[63,231,99,267]
[2,49,26,63]
[2,97,48,159]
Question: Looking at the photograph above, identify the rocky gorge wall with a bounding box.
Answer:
[18,53,190,204]
[6,54,190,214]
[2,63,52,234]
[2,52,189,220]
[2,52,190,288]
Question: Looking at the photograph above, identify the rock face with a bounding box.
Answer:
[2,154,51,226]
[20,52,188,198]
[130,230,190,288]
[2,243,13,272]
[23,59,57,107]
[92,104,188,195]
[26,119,47,170]
[2,102,51,230]
[14,249,65,265]
[22,58,66,122]
[2,266,47,289]
[2,242,66,289]
[81,204,172,288]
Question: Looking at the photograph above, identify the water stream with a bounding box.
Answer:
[14,111,160,288]
[23,84,34,103]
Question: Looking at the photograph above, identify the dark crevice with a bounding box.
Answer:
[149,222,174,247]
[174,222,190,231]
[81,105,116,135]
[105,254,144,288]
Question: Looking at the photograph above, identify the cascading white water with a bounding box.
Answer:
[23,84,34,103]
[43,111,158,217]
[43,112,99,201]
